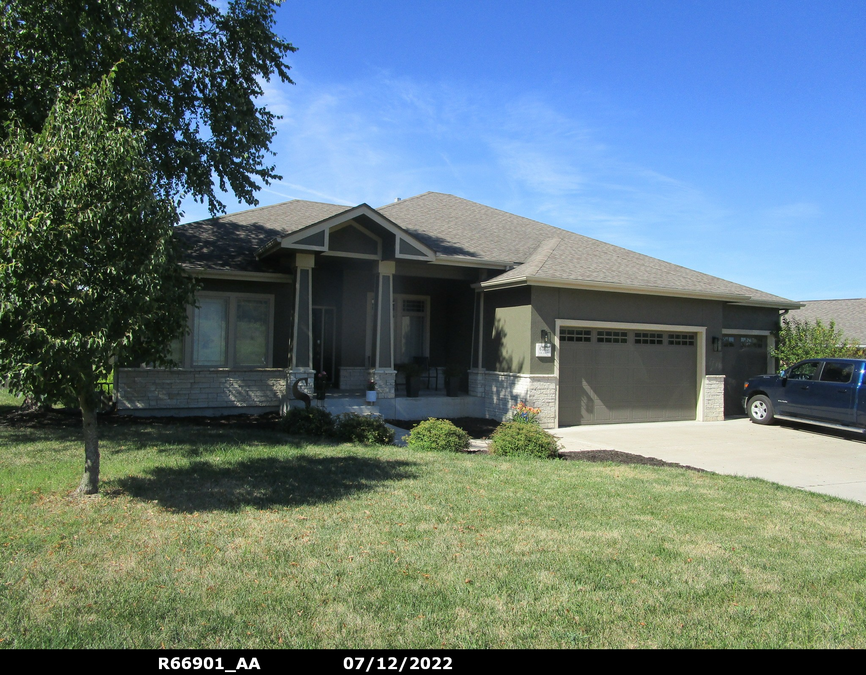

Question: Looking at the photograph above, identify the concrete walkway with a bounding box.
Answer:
[555,418,866,504]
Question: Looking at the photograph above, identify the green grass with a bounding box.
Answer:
[0,388,23,410]
[1,419,865,648]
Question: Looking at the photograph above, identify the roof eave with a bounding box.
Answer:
[728,299,804,310]
[480,275,767,303]
[183,267,293,283]
[431,255,513,270]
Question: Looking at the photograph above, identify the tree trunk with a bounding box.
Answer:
[76,394,100,495]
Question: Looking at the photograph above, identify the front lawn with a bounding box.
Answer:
[1,416,865,648]
[0,387,22,410]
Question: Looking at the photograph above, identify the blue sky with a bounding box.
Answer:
[182,1,865,302]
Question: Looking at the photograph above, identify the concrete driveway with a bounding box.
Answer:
[555,417,866,504]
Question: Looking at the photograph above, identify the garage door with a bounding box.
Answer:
[722,334,768,416]
[558,327,698,426]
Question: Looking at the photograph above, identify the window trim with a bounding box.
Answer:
[185,291,275,368]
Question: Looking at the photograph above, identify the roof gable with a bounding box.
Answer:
[269,203,435,262]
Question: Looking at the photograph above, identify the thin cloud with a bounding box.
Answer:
[763,202,822,220]
[216,73,730,261]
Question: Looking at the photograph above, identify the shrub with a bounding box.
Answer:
[334,413,394,445]
[489,421,559,459]
[280,406,335,437]
[405,418,470,453]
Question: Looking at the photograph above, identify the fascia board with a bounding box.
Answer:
[184,267,293,283]
[728,299,804,310]
[480,275,756,303]
[430,256,512,270]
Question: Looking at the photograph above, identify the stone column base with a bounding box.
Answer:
[287,368,316,396]
[373,369,396,399]
[702,375,725,421]
[468,368,485,397]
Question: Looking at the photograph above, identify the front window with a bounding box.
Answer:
[193,298,229,366]
[234,299,270,366]
[189,293,273,368]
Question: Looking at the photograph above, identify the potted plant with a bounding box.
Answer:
[365,378,377,405]
[314,370,329,400]
[444,364,463,397]
[399,362,424,398]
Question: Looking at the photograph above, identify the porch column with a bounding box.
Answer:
[288,254,316,399]
[469,289,485,397]
[373,261,396,398]
[375,261,395,369]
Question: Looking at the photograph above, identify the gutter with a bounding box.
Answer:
[479,274,800,306]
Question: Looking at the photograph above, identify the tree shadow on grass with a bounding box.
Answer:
[113,455,419,512]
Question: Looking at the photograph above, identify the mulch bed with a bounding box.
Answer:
[560,449,706,471]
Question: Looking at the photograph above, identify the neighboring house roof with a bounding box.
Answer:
[788,299,866,345]
[176,191,797,307]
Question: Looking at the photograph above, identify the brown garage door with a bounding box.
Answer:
[558,327,698,426]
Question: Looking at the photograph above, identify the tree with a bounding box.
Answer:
[1,0,295,214]
[771,316,859,370]
[0,71,198,494]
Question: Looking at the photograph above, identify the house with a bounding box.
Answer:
[116,192,800,426]
[787,299,866,348]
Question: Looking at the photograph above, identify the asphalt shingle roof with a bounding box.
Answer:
[176,191,796,306]
[177,200,349,272]
[789,299,866,345]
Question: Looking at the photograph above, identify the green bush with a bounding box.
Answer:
[489,421,559,459]
[280,406,335,437]
[405,418,470,453]
[334,413,394,445]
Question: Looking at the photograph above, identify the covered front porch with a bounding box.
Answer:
[277,204,486,404]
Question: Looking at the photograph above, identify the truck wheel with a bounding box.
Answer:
[748,395,775,425]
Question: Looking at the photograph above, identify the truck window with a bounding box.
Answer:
[788,362,819,381]
[819,362,855,384]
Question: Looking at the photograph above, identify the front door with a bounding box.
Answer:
[312,306,336,385]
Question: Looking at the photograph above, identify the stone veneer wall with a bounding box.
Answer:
[478,371,558,428]
[117,368,286,412]
[702,374,725,422]
[339,367,372,391]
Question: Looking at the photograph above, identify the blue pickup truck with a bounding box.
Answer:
[742,358,866,433]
